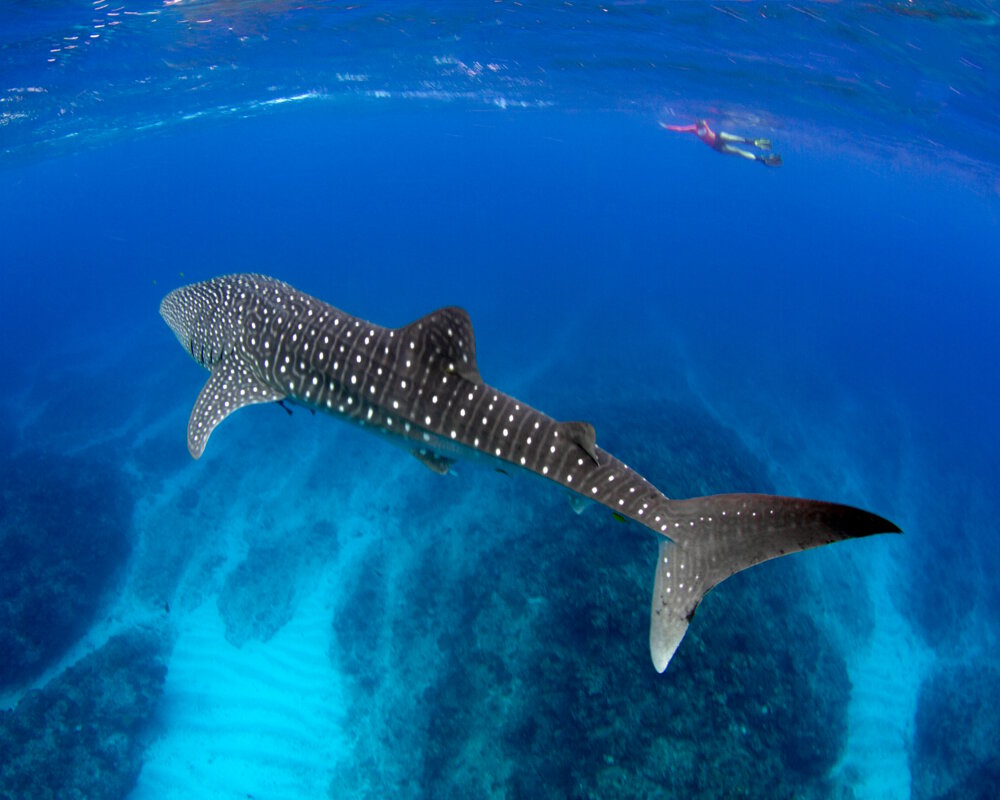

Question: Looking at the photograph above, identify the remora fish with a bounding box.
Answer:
[161,274,900,672]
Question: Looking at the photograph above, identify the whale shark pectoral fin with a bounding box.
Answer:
[186,354,284,459]
[560,421,599,465]
[410,448,456,474]
[648,494,901,672]
[400,306,482,384]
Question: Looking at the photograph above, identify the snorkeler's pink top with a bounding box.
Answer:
[661,121,718,148]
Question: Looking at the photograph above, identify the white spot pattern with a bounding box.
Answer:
[161,274,677,538]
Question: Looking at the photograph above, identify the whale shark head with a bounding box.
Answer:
[160,276,245,369]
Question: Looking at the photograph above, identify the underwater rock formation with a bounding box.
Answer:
[0,627,169,800]
[0,452,134,689]
[218,543,299,647]
[217,517,337,647]
[911,662,1000,800]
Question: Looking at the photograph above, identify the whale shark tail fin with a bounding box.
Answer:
[649,493,900,673]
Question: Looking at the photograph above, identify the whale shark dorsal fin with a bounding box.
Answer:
[187,352,285,459]
[560,420,599,465]
[399,306,482,384]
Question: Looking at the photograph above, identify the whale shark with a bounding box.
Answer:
[161,273,900,672]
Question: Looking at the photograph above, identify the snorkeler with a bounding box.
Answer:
[660,120,782,167]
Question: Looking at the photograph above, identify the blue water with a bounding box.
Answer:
[1,2,999,799]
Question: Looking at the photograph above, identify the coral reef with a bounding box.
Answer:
[0,627,170,800]
[0,451,134,689]
[911,662,1000,800]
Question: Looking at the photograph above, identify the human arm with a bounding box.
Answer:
[659,122,698,133]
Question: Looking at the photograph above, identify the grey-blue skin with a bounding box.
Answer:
[161,274,900,673]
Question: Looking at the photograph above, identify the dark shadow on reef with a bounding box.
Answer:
[330,397,852,800]
[0,451,134,689]
[0,627,170,800]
